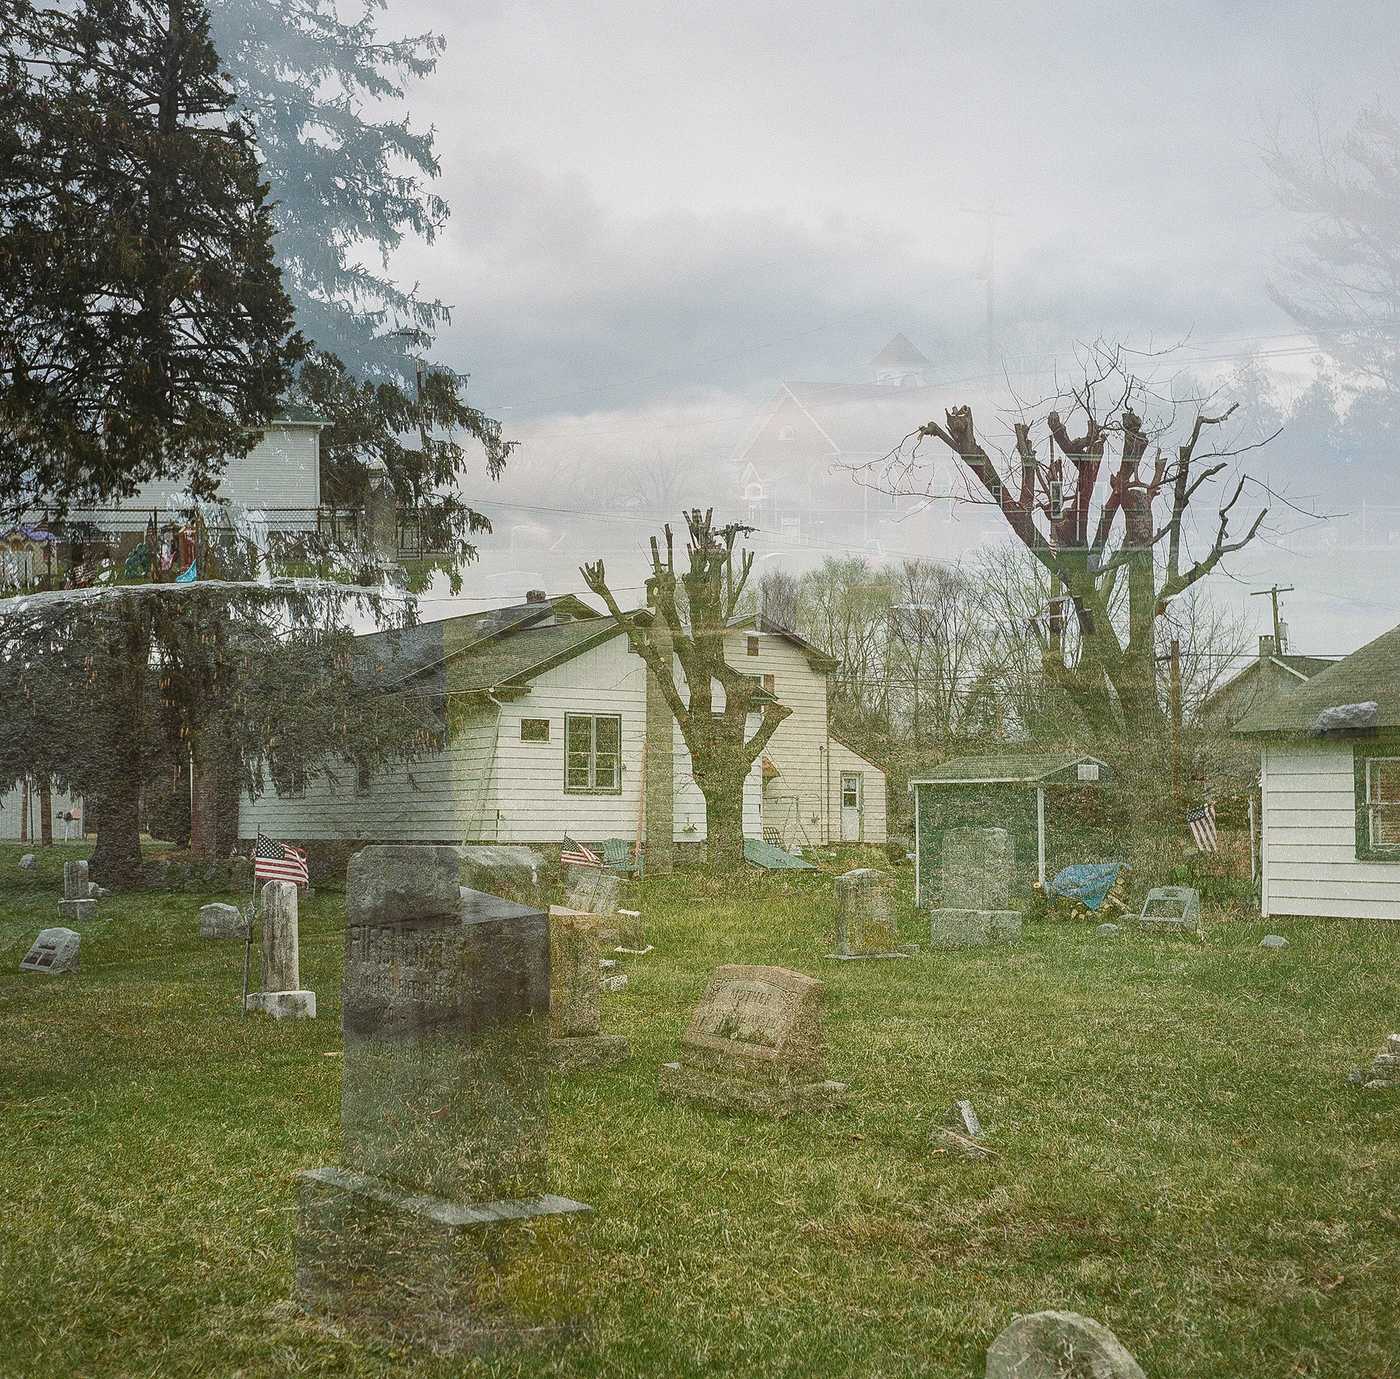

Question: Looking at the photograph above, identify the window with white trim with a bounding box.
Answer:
[564,713,621,794]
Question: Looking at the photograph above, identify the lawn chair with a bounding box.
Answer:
[763,825,783,848]
[602,838,642,878]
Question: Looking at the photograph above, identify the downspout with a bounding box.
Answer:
[482,689,506,840]
[1036,785,1046,888]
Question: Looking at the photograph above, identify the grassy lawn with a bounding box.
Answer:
[1,841,1397,1379]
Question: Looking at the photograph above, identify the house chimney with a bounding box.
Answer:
[1259,634,1276,663]
[525,589,548,604]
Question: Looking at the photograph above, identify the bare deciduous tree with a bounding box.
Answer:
[581,509,790,868]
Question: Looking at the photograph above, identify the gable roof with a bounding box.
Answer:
[1204,651,1337,707]
[869,333,931,370]
[1235,624,1400,734]
[728,614,838,672]
[909,752,1110,786]
[448,616,628,694]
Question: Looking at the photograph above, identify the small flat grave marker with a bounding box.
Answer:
[1137,885,1201,937]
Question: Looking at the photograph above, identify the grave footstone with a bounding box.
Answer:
[1096,922,1122,938]
[244,881,316,1019]
[1260,934,1289,950]
[831,868,909,960]
[1138,885,1202,936]
[19,927,80,974]
[927,828,1021,948]
[600,973,628,994]
[549,912,629,1073]
[57,859,95,921]
[295,845,590,1349]
[18,853,36,870]
[615,909,651,954]
[985,1310,1146,1379]
[199,902,246,940]
[660,964,848,1115]
[460,844,547,908]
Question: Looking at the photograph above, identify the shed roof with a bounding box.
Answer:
[909,752,1109,786]
[1235,623,1400,734]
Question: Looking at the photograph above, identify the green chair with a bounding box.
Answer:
[602,838,642,878]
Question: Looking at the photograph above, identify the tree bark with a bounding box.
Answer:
[90,606,148,887]
[699,768,747,870]
[39,778,52,846]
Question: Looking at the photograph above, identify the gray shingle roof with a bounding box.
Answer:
[1235,624,1400,734]
[448,617,625,691]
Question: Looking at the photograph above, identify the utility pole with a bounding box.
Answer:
[1250,584,1294,652]
[961,203,1011,372]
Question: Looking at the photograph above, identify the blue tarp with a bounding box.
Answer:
[1048,862,1127,911]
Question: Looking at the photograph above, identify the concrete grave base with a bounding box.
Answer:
[927,908,1021,948]
[56,898,96,923]
[827,946,914,961]
[294,1166,590,1353]
[550,1033,631,1075]
[245,990,317,1020]
[659,1061,849,1116]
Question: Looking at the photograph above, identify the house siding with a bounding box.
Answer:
[1261,742,1400,920]
[106,424,322,513]
[828,736,888,844]
[0,780,83,840]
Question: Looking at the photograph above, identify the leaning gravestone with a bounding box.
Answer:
[831,868,908,959]
[549,912,629,1073]
[985,1310,1146,1379]
[19,927,80,975]
[57,859,95,922]
[295,844,590,1349]
[1138,885,1202,937]
[460,844,547,908]
[927,827,1021,948]
[199,902,245,940]
[244,881,316,1019]
[660,965,848,1115]
[563,866,621,919]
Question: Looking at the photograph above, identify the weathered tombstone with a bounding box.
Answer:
[614,908,651,954]
[1350,1033,1400,1090]
[199,902,246,940]
[1137,885,1202,936]
[549,912,629,1073]
[1260,934,1289,950]
[600,972,628,994]
[57,859,95,921]
[563,867,621,921]
[18,853,36,870]
[985,1311,1146,1379]
[660,964,848,1115]
[831,868,908,960]
[947,1099,983,1138]
[460,844,547,909]
[244,881,316,1019]
[1095,922,1122,938]
[295,845,590,1349]
[927,828,1021,948]
[19,927,80,974]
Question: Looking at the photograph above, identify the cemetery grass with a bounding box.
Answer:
[1,845,1397,1379]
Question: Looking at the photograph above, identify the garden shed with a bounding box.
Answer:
[910,752,1112,906]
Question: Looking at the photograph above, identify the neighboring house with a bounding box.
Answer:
[1202,634,1336,730]
[0,779,83,842]
[731,334,960,552]
[1236,623,1400,921]
[240,595,888,851]
[730,615,888,847]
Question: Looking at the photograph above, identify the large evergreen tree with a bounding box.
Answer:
[0,0,300,520]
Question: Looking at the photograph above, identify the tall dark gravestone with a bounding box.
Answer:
[295,845,590,1350]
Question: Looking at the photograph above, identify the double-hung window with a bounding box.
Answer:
[565,714,621,794]
[1366,756,1400,850]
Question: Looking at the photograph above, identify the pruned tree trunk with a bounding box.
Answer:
[90,606,148,887]
[697,765,747,870]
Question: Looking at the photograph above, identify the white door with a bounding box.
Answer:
[840,772,863,841]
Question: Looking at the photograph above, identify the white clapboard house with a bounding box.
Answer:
[1236,622,1400,921]
[239,594,887,851]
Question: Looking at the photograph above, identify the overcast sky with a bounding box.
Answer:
[375,0,1400,650]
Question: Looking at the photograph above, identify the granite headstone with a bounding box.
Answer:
[549,911,629,1073]
[927,827,1021,947]
[244,880,316,1019]
[832,868,907,959]
[19,926,80,974]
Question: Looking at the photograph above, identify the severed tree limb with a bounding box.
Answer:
[1158,478,1268,607]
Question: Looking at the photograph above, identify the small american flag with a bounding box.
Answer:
[255,832,309,885]
[1187,803,1218,854]
[560,834,602,868]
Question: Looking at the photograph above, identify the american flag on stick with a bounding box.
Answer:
[1187,803,1219,854]
[560,834,602,868]
[255,832,309,885]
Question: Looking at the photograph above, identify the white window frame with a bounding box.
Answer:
[564,713,622,795]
